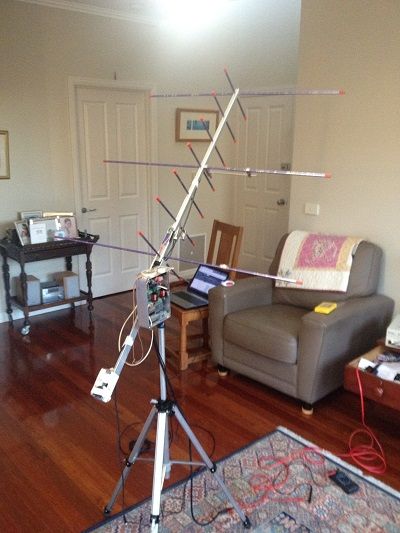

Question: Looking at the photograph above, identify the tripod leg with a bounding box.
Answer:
[150,411,168,532]
[104,405,158,514]
[173,405,251,528]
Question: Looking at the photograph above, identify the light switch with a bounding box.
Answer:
[305,203,320,216]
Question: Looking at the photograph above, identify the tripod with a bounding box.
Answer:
[104,322,251,532]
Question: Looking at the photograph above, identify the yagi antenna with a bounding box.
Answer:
[86,69,343,532]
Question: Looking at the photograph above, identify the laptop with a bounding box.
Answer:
[171,264,229,309]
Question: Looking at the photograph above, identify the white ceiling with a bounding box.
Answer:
[16,0,157,24]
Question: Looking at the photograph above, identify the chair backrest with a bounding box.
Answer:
[269,233,383,309]
[207,220,243,280]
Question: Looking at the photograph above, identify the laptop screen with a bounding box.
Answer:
[188,264,229,298]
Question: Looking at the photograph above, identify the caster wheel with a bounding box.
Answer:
[21,325,30,335]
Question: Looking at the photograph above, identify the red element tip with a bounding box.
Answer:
[186,142,192,148]
[138,231,144,236]
[200,116,205,121]
[296,280,303,286]
[211,90,216,97]
[325,173,332,179]
[200,213,205,219]
[339,89,345,95]
[156,196,161,202]
[224,67,228,73]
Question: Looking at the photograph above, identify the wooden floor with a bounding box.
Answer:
[0,292,399,532]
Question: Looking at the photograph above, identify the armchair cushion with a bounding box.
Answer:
[225,304,307,364]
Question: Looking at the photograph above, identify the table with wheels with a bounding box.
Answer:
[0,233,98,334]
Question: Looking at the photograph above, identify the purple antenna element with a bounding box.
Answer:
[224,68,247,121]
[138,231,185,282]
[138,230,158,254]
[104,159,331,179]
[212,93,236,142]
[200,118,226,167]
[186,143,215,191]
[156,196,195,247]
[55,236,302,286]
[172,169,204,218]
[150,89,345,98]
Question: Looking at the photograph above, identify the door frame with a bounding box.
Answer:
[68,76,159,258]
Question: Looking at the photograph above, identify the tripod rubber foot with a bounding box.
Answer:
[243,516,251,529]
[103,506,111,515]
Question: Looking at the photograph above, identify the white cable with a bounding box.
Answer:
[118,306,137,351]
[125,328,154,367]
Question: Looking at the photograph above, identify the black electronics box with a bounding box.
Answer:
[40,281,64,304]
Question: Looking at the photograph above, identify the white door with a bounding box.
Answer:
[234,96,293,273]
[75,86,151,296]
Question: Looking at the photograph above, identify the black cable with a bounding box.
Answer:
[188,440,232,526]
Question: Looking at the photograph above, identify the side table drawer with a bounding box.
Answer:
[344,346,400,412]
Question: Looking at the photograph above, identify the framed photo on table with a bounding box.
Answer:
[175,109,219,142]
[20,210,43,221]
[56,215,78,238]
[14,220,31,245]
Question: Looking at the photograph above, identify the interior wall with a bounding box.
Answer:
[0,0,301,323]
[291,0,400,312]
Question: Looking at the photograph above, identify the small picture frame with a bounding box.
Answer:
[14,220,31,245]
[0,130,10,179]
[56,215,78,239]
[20,210,43,221]
[175,109,219,142]
[29,218,48,244]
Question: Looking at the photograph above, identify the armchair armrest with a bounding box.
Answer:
[208,277,274,363]
[297,294,394,404]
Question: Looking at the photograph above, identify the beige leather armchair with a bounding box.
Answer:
[208,235,394,413]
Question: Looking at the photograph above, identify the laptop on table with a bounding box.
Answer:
[171,264,229,309]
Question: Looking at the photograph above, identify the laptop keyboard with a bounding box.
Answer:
[175,292,207,305]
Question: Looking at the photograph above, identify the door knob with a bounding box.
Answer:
[81,207,97,213]
[276,199,287,206]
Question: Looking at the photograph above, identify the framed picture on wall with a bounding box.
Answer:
[175,109,219,142]
[0,130,10,179]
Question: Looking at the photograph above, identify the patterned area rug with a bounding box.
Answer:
[85,426,400,532]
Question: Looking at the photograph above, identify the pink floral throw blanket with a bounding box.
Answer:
[276,231,363,291]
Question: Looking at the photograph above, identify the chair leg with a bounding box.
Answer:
[217,364,229,377]
[301,403,314,415]
[179,317,189,371]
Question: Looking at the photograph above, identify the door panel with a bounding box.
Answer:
[235,96,293,273]
[75,86,150,296]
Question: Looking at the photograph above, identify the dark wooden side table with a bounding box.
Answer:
[344,344,400,412]
[0,233,98,334]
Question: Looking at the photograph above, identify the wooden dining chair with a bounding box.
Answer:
[167,219,243,371]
